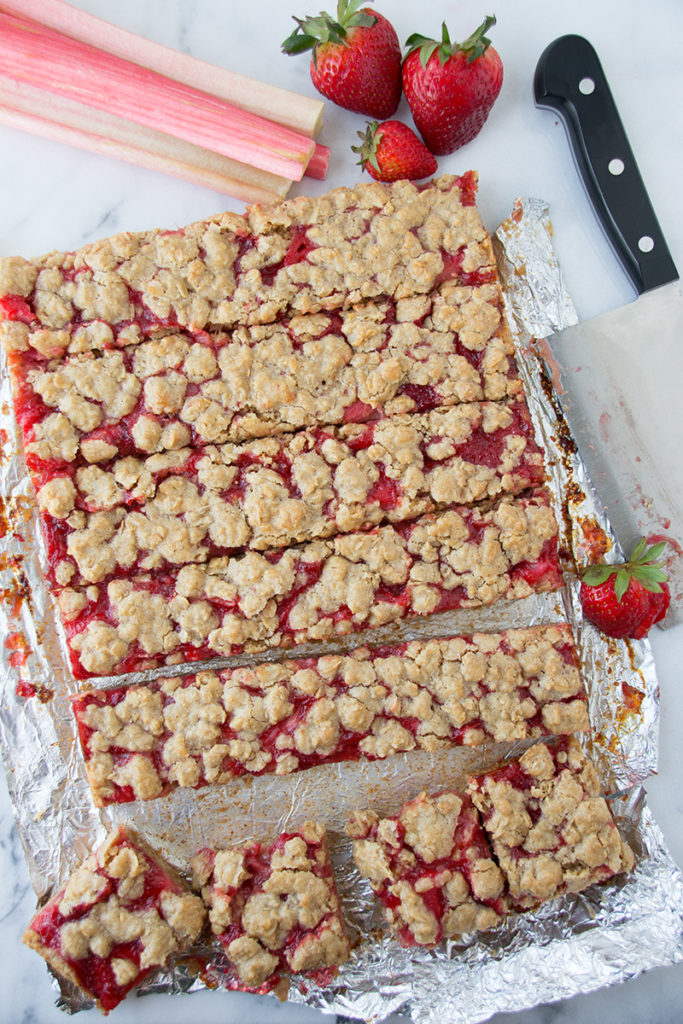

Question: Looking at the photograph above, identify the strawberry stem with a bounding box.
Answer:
[404,13,497,66]
[460,15,497,63]
[282,0,376,55]
[580,537,669,600]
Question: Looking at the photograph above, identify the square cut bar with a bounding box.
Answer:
[347,790,507,946]
[468,738,635,910]
[191,822,349,993]
[60,489,561,678]
[39,398,545,588]
[8,282,520,469]
[0,173,496,357]
[71,625,587,806]
[22,825,206,1014]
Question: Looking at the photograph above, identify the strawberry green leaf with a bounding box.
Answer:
[283,1,376,55]
[643,541,667,563]
[614,568,631,601]
[629,537,648,563]
[580,564,616,586]
[351,121,382,174]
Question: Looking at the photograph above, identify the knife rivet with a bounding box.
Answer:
[578,77,595,95]
[638,236,654,253]
[608,158,624,176]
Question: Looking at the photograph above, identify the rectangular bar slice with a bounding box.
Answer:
[347,790,507,946]
[39,398,545,587]
[9,282,520,470]
[22,825,206,1014]
[59,489,561,678]
[72,625,587,806]
[191,822,349,993]
[468,738,635,910]
[0,173,496,358]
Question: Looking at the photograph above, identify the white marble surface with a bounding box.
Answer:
[1,0,682,1021]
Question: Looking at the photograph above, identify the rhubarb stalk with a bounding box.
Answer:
[0,74,291,204]
[1,0,324,139]
[0,10,315,181]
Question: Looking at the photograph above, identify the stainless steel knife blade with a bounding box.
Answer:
[535,36,682,617]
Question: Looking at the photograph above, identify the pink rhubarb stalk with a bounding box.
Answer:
[0,9,315,181]
[0,0,324,139]
[0,74,291,204]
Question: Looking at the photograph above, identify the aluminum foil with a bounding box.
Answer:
[1,197,681,1022]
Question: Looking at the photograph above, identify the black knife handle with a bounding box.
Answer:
[534,34,678,294]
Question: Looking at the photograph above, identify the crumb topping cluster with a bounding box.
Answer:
[468,738,635,908]
[22,827,206,1013]
[72,625,586,805]
[191,821,349,990]
[61,491,560,677]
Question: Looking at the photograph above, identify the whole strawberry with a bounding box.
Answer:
[402,15,503,155]
[353,120,437,182]
[579,538,671,640]
[282,0,401,119]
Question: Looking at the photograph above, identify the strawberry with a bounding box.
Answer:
[579,538,671,640]
[282,0,401,119]
[352,119,437,182]
[402,15,503,155]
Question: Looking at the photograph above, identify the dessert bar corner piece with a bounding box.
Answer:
[347,790,507,947]
[191,821,350,993]
[468,737,635,910]
[22,825,206,1014]
[72,624,587,807]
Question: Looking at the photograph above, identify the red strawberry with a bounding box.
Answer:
[579,539,671,640]
[402,15,503,155]
[282,0,401,119]
[352,120,437,182]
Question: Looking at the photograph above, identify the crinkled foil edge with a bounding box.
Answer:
[0,197,680,1023]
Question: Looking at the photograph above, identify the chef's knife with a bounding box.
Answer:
[534,35,682,618]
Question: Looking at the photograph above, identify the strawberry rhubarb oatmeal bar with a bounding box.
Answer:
[7,285,519,470]
[22,826,206,1013]
[0,174,494,354]
[37,398,545,587]
[191,822,349,993]
[60,489,561,678]
[468,737,635,909]
[347,789,507,946]
[71,625,587,806]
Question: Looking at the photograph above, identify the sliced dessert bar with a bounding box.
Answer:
[0,173,495,358]
[347,790,507,946]
[191,822,349,992]
[468,738,635,910]
[9,283,519,469]
[22,825,206,1013]
[72,625,586,806]
[39,398,545,587]
[59,490,561,677]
